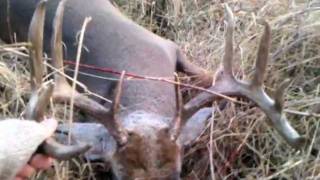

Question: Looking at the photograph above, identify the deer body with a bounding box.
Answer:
[1,0,183,115]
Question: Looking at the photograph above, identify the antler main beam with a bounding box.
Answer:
[184,4,306,149]
[51,0,128,145]
[25,0,90,160]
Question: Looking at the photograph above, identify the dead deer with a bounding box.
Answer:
[0,0,307,179]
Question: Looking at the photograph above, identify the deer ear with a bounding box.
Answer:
[177,107,213,146]
[55,123,117,161]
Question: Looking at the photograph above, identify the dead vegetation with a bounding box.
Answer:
[0,0,320,179]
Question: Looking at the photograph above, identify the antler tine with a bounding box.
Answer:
[26,0,48,122]
[28,0,46,90]
[51,0,69,87]
[171,74,183,141]
[112,71,125,115]
[51,0,128,145]
[223,4,235,78]
[25,81,54,122]
[274,79,291,112]
[38,137,91,160]
[108,71,129,145]
[251,19,271,87]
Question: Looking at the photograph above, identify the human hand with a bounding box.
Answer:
[14,118,58,180]
[15,154,53,180]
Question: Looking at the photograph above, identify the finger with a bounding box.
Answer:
[29,154,53,169]
[14,177,23,180]
[16,164,35,179]
[40,118,58,138]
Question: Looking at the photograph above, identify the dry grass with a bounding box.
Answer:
[1,0,320,179]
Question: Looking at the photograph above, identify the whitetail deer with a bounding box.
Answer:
[0,0,308,179]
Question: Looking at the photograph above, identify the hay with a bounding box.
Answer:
[0,0,319,179]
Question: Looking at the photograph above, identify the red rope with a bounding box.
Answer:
[62,60,238,103]
[63,60,149,80]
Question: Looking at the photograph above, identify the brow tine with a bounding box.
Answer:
[112,71,125,115]
[274,79,291,112]
[171,74,183,140]
[24,81,54,121]
[39,137,91,160]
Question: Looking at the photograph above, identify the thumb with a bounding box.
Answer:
[40,118,58,138]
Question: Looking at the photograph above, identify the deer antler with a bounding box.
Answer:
[51,0,128,145]
[184,4,306,149]
[170,74,183,140]
[25,0,91,160]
